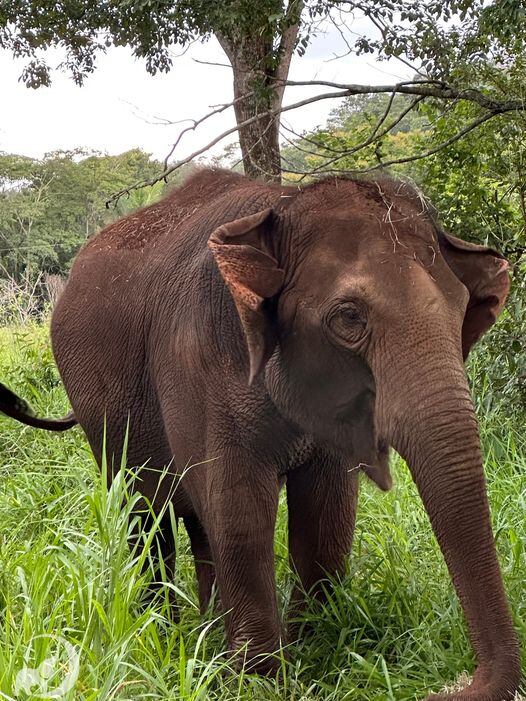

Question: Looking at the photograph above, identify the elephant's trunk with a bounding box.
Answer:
[376,339,520,698]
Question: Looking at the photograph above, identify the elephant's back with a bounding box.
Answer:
[84,168,248,254]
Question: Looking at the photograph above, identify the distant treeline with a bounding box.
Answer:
[0,148,172,282]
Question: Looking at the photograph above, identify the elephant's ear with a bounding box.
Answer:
[439,232,510,360]
[208,208,284,384]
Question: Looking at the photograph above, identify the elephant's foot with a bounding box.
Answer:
[229,632,286,675]
[425,667,522,701]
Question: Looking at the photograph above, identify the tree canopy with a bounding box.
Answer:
[2,1,526,184]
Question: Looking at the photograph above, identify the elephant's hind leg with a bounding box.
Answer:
[184,514,216,614]
[130,507,179,610]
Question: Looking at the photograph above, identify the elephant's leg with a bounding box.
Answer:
[130,507,178,609]
[287,451,359,619]
[183,513,216,614]
[202,451,281,673]
[152,512,178,607]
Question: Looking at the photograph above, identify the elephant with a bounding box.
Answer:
[2,169,520,700]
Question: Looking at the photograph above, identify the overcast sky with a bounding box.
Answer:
[0,21,412,163]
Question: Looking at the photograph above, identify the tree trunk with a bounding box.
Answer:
[217,2,303,183]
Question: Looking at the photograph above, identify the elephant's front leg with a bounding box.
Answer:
[287,450,359,620]
[203,450,281,673]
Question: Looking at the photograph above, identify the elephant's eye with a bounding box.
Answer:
[340,303,362,323]
[327,300,367,344]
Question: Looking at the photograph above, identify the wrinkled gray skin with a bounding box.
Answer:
[5,170,519,700]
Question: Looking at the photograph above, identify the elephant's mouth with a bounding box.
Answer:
[359,438,392,491]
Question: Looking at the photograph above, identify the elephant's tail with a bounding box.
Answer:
[0,383,77,432]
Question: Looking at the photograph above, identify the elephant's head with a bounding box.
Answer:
[209,176,519,699]
[208,179,508,474]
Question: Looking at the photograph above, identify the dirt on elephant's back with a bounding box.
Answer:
[97,200,202,250]
[95,168,249,251]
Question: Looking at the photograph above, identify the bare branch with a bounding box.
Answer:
[326,9,355,61]
[106,78,526,207]
[282,110,499,177]
[106,87,355,205]
[280,126,325,160]
[281,78,525,113]
[192,58,231,69]
[121,99,193,127]
[280,93,424,165]
[295,94,426,178]
[281,121,353,155]
[365,85,398,140]
[161,91,252,172]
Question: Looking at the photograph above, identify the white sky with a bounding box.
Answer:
[0,21,412,163]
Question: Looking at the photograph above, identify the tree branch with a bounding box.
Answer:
[281,78,525,113]
[161,91,253,172]
[106,87,356,205]
[106,79,526,206]
[294,94,426,178]
[283,110,499,177]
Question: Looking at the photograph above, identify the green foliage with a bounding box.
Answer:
[0,325,58,403]
[0,326,524,699]
[413,104,526,246]
[2,0,525,104]
[0,149,168,281]
[413,103,526,419]
[281,93,429,176]
[347,0,526,96]
[0,0,307,88]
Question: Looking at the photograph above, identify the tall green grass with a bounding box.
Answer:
[0,324,524,700]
